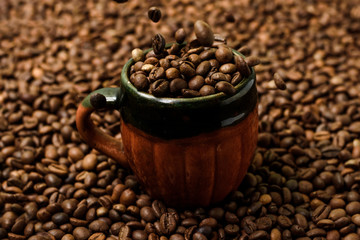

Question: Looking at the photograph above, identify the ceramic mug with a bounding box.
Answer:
[76,47,258,207]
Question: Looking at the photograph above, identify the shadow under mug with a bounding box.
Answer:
[76,47,258,207]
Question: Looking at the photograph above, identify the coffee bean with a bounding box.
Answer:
[52,212,69,225]
[148,7,162,23]
[274,73,287,90]
[235,55,251,77]
[196,61,211,76]
[175,29,186,44]
[215,81,236,95]
[160,213,177,235]
[219,63,236,74]
[188,75,205,90]
[249,230,270,240]
[306,228,326,237]
[169,78,188,94]
[89,233,106,240]
[152,34,166,55]
[140,207,156,222]
[89,220,109,232]
[149,79,169,97]
[349,122,360,133]
[165,68,181,80]
[215,46,233,64]
[194,20,214,47]
[255,217,272,230]
[346,201,360,215]
[334,216,351,229]
[132,48,144,62]
[11,217,25,234]
[179,61,196,78]
[149,67,166,82]
[245,56,261,67]
[73,227,90,240]
[329,208,346,221]
[312,204,331,222]
[317,219,335,229]
[181,89,201,98]
[199,85,215,96]
[344,233,360,240]
[187,54,201,66]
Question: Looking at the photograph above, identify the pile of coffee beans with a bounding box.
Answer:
[129,21,258,98]
[1,0,360,240]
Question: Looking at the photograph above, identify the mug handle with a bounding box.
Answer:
[76,87,129,168]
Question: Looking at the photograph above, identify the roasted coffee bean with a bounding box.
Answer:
[238,46,251,56]
[215,46,233,64]
[187,54,201,66]
[211,72,228,82]
[231,72,243,85]
[249,230,270,240]
[149,67,166,82]
[277,215,292,228]
[160,213,177,235]
[329,208,347,221]
[196,61,211,76]
[152,34,166,55]
[89,233,106,240]
[73,227,90,240]
[130,73,149,91]
[215,81,236,95]
[306,228,327,237]
[166,68,181,80]
[152,200,166,219]
[89,220,109,232]
[52,212,69,225]
[245,56,261,67]
[194,20,214,47]
[219,63,236,74]
[274,73,286,90]
[179,61,196,78]
[149,79,169,97]
[148,7,162,23]
[188,75,205,90]
[169,78,188,94]
[199,85,216,96]
[312,204,331,222]
[346,201,360,215]
[175,28,186,44]
[181,89,201,98]
[235,55,251,77]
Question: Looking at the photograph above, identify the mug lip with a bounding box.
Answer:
[121,43,256,106]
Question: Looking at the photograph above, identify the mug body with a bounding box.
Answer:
[120,105,257,207]
[119,49,258,207]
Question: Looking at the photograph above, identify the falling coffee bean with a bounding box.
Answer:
[152,34,166,55]
[175,28,186,44]
[194,20,214,47]
[148,7,162,22]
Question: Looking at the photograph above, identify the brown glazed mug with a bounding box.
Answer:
[76,46,258,207]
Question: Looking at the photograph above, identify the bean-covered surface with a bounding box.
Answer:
[1,0,360,240]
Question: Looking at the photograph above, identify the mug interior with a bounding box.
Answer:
[120,43,256,108]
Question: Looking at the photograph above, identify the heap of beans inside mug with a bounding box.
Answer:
[129,20,261,98]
